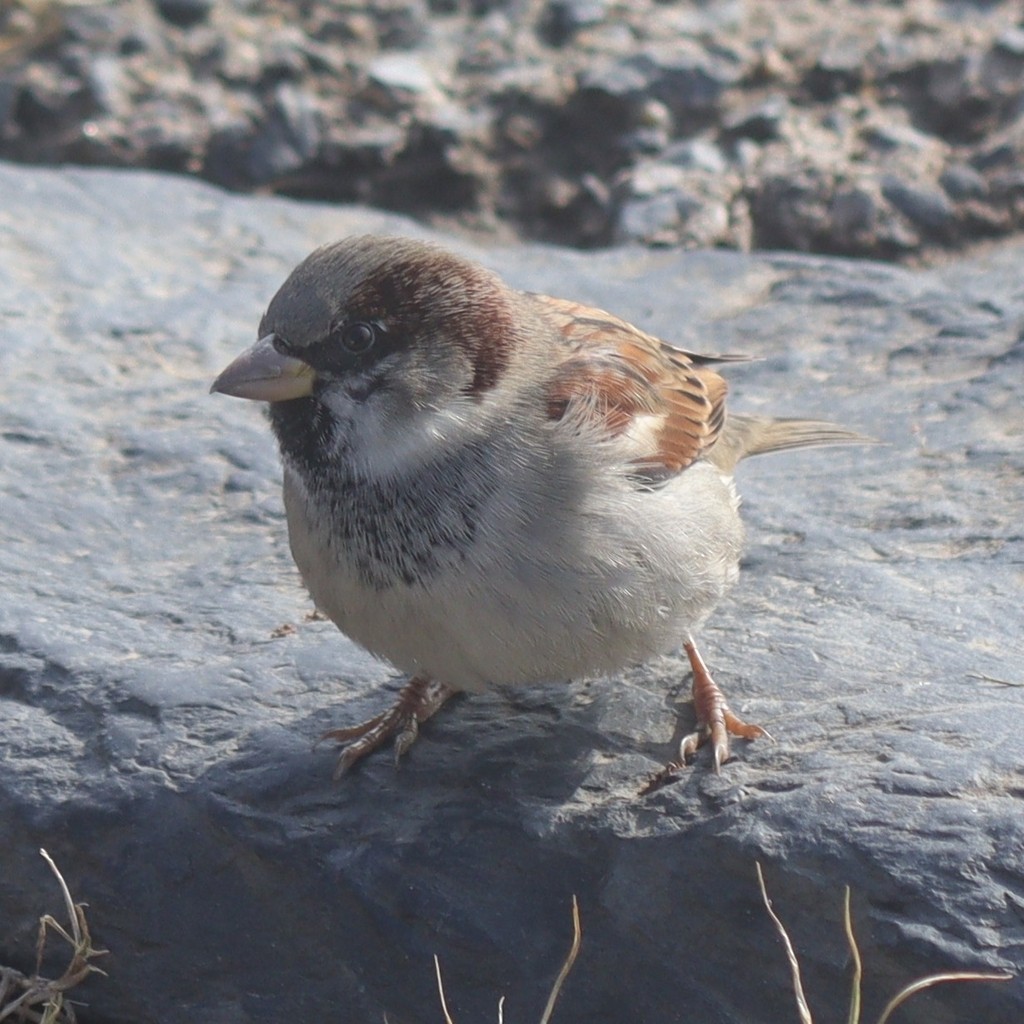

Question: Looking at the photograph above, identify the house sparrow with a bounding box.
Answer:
[212,236,866,784]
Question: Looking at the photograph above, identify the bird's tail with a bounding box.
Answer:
[710,414,876,472]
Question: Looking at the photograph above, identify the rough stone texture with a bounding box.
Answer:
[4,0,1024,258]
[1,163,1022,1023]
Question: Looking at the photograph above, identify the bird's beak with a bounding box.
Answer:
[210,334,314,402]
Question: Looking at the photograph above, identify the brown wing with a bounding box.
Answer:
[533,294,731,481]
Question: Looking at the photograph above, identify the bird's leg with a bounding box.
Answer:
[319,674,457,779]
[641,636,770,793]
[678,637,770,772]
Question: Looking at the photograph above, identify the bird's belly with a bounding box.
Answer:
[285,462,743,691]
[296,561,707,693]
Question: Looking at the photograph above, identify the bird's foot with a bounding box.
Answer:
[679,638,770,772]
[641,639,771,794]
[318,675,456,779]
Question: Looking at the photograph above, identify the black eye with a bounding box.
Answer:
[337,321,377,354]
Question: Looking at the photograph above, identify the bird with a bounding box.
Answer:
[211,235,867,785]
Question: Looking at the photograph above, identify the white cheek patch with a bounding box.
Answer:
[330,389,485,481]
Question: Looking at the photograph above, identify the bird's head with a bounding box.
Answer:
[211,236,530,475]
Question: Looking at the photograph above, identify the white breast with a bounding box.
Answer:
[283,427,744,693]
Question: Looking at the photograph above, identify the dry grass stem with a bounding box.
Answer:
[874,971,1015,1024]
[968,671,1022,688]
[432,896,581,1023]
[755,862,814,1024]
[755,862,1013,1024]
[433,956,456,1024]
[0,849,107,1024]
[843,886,862,1024]
[537,895,581,1024]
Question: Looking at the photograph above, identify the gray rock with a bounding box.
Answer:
[616,191,688,242]
[246,83,322,183]
[367,0,430,50]
[154,0,213,28]
[576,52,646,92]
[3,0,1024,258]
[82,54,129,116]
[994,26,1024,58]
[982,33,1024,91]
[829,184,878,238]
[366,52,438,96]
[666,137,728,174]
[881,175,956,235]
[0,164,1022,1024]
[539,0,609,46]
[576,44,738,141]
[257,26,313,83]
[721,94,788,142]
[805,34,868,99]
[629,45,740,129]
[751,171,831,252]
[940,163,988,200]
[860,119,938,154]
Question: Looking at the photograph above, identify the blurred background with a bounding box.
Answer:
[3,0,1023,258]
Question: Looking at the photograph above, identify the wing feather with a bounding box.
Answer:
[532,294,732,482]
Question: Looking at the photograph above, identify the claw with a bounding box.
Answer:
[393,715,420,764]
[677,638,770,772]
[643,637,771,791]
[319,675,456,779]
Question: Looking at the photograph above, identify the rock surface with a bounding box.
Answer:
[3,0,1024,258]
[0,162,1022,1023]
